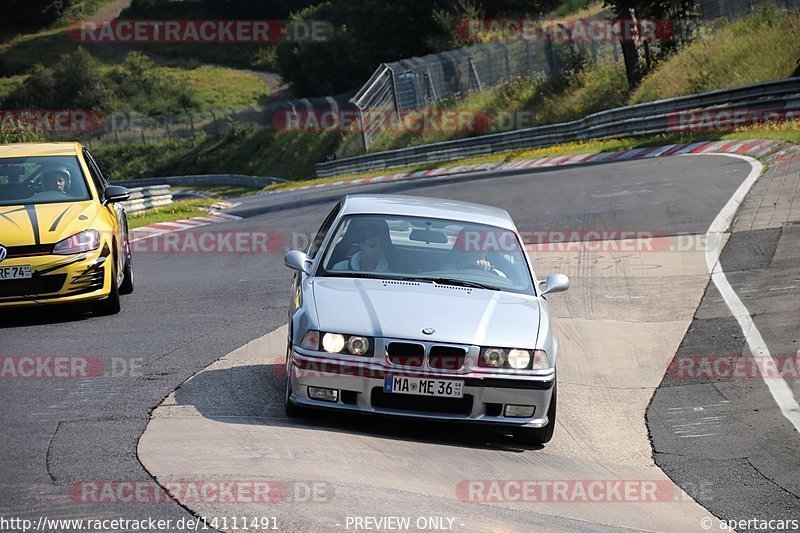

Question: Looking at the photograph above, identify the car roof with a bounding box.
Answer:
[0,142,83,158]
[340,194,516,230]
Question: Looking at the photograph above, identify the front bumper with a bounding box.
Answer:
[0,250,111,308]
[288,348,555,428]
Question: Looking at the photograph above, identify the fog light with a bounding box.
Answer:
[308,387,339,402]
[504,405,535,418]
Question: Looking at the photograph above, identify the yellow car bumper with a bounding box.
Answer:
[0,248,112,308]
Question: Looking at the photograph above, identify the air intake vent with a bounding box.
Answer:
[0,274,66,298]
[428,346,467,371]
[387,342,424,367]
[433,284,472,292]
[383,280,421,287]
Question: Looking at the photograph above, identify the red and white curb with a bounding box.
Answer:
[266,139,800,196]
[130,211,242,243]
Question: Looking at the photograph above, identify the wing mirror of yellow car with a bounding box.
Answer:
[103,185,131,205]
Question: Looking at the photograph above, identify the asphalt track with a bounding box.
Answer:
[2,154,797,531]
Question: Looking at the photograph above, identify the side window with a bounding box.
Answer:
[83,150,108,195]
[307,202,342,259]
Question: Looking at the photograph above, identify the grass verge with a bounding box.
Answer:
[127,186,261,228]
[127,198,217,229]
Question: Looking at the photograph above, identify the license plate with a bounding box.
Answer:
[384,375,464,398]
[0,265,32,280]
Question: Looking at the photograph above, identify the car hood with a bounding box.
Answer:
[0,201,98,247]
[312,277,541,348]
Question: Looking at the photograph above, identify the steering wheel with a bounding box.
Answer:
[460,267,508,279]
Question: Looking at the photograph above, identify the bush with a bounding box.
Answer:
[2,48,107,109]
[106,52,199,115]
[0,0,76,29]
[2,49,199,116]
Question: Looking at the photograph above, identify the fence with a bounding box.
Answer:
[316,77,800,177]
[81,92,355,147]
[352,38,623,151]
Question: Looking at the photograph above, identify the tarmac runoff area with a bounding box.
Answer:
[139,233,727,532]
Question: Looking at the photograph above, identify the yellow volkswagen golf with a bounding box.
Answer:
[0,142,134,315]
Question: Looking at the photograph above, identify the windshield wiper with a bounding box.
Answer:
[410,276,495,290]
[325,272,407,282]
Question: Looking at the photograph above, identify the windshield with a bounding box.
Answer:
[319,214,535,295]
[0,155,92,206]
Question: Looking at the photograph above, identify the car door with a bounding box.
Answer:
[289,202,341,327]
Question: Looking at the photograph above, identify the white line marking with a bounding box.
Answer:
[704,153,800,433]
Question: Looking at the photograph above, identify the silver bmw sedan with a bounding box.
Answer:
[283,194,569,445]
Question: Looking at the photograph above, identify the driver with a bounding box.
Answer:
[41,168,70,195]
[332,225,390,272]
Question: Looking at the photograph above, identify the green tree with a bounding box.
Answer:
[604,0,694,89]
[1,0,76,29]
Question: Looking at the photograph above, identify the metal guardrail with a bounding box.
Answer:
[113,174,281,189]
[317,77,800,177]
[121,185,173,214]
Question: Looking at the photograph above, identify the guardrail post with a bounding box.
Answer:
[469,58,483,92]
[358,107,369,151]
[425,68,438,103]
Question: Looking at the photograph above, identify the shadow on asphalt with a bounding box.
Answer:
[0,303,95,328]
[172,363,543,453]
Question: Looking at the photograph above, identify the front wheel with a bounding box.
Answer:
[513,380,557,446]
[119,236,134,295]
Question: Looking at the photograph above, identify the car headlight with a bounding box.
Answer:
[322,332,346,353]
[507,349,531,369]
[53,229,100,255]
[479,347,549,370]
[482,348,506,368]
[346,336,370,356]
[298,330,373,356]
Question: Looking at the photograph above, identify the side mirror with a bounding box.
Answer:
[540,273,570,295]
[284,250,310,273]
[103,185,131,204]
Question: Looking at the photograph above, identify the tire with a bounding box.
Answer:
[284,341,307,418]
[514,380,557,446]
[93,262,121,316]
[119,237,134,295]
